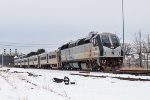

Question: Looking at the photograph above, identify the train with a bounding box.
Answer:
[14,32,123,71]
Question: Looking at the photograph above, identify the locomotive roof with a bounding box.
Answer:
[100,32,117,36]
[60,33,97,49]
[59,32,118,50]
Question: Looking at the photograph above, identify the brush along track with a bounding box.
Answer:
[113,70,150,76]
[70,73,150,82]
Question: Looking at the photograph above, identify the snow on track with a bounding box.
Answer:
[0,67,150,100]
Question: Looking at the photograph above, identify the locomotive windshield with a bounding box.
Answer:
[111,35,120,47]
[101,35,111,48]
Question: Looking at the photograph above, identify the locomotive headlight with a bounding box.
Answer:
[111,46,114,49]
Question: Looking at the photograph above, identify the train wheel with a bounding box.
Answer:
[99,66,104,71]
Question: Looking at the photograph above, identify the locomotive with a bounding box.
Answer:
[14,32,123,71]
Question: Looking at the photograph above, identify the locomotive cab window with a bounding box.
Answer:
[101,35,111,48]
[111,35,120,47]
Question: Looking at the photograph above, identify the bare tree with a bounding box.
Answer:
[143,34,150,52]
[124,43,132,56]
[123,43,133,67]
[143,34,150,69]
[132,31,143,67]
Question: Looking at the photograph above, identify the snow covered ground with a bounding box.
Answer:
[0,67,150,100]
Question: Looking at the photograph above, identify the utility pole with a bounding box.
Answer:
[147,34,150,69]
[122,0,125,50]
[122,0,125,65]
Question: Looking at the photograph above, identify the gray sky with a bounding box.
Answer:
[0,0,150,54]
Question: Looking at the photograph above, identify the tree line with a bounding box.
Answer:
[124,32,150,68]
[26,49,45,57]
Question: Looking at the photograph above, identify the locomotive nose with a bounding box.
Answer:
[112,51,114,55]
[112,49,115,55]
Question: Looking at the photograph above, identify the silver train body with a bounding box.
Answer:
[15,51,59,69]
[14,32,123,71]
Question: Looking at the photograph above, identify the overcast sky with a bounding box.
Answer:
[0,0,150,54]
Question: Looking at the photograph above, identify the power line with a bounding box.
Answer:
[0,45,59,48]
[0,44,34,47]
[0,41,62,48]
[0,44,61,48]
[0,42,61,46]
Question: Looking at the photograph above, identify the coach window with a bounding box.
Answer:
[41,57,46,60]
[34,58,37,61]
[49,55,56,59]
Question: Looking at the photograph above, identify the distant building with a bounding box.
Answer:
[0,55,14,67]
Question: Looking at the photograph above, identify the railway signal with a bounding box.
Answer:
[10,49,11,55]
[15,49,17,55]
[4,49,6,55]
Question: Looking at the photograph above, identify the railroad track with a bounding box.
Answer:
[79,70,150,76]
[9,66,150,76]
[113,70,150,76]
